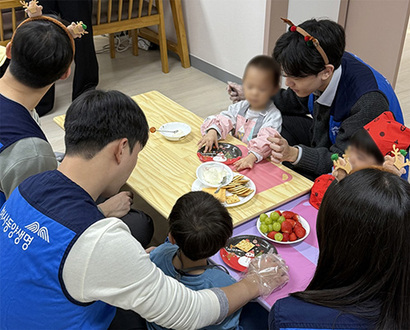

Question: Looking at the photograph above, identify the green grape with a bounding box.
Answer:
[259,224,268,234]
[270,211,280,222]
[268,224,274,232]
[265,217,273,225]
[259,213,268,223]
[274,233,283,241]
[272,222,281,232]
[277,216,286,224]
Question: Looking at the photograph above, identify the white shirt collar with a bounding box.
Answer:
[315,66,342,107]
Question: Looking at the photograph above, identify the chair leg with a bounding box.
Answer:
[169,0,190,68]
[109,33,116,59]
[131,29,139,56]
[157,0,169,73]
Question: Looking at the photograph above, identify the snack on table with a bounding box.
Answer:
[224,175,254,197]
[226,194,240,204]
[202,187,226,203]
[235,239,255,252]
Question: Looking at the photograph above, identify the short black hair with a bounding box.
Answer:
[64,90,149,159]
[273,19,345,77]
[244,55,281,87]
[350,128,384,164]
[9,16,73,88]
[169,191,233,261]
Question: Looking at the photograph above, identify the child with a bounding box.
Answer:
[310,111,410,209]
[198,55,282,171]
[148,191,241,330]
[333,111,410,181]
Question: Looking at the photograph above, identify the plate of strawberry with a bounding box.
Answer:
[256,210,310,244]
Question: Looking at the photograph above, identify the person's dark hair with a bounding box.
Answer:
[293,168,410,329]
[244,55,281,87]
[349,128,385,164]
[169,191,233,261]
[64,90,149,159]
[273,19,345,77]
[9,16,73,88]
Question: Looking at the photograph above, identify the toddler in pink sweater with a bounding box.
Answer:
[198,55,282,171]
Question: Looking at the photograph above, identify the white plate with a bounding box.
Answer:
[196,162,233,188]
[192,174,256,208]
[256,211,310,245]
[159,122,191,141]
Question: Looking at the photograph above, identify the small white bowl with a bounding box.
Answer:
[159,122,191,141]
[196,162,233,188]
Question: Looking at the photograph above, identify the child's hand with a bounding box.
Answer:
[234,153,257,171]
[332,158,348,181]
[227,81,244,103]
[383,155,406,176]
[197,129,218,153]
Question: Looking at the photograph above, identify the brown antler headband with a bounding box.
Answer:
[281,17,329,65]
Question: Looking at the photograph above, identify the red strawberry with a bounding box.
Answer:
[294,222,303,229]
[282,211,296,219]
[267,231,278,239]
[289,232,297,241]
[281,221,293,234]
[292,214,300,221]
[287,219,297,228]
[282,233,290,242]
[295,226,306,238]
[274,210,282,216]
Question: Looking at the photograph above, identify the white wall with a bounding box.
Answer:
[163,0,267,78]
[161,0,340,79]
[287,0,340,24]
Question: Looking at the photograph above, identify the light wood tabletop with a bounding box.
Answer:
[53,90,313,226]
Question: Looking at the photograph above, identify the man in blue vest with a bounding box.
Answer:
[228,19,404,179]
[0,15,152,241]
[0,89,289,329]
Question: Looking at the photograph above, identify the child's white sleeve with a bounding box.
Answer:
[200,101,245,139]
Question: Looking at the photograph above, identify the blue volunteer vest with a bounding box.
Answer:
[0,94,48,206]
[308,52,404,144]
[0,170,116,329]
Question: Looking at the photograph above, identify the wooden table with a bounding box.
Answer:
[54,91,313,226]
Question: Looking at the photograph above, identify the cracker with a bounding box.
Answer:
[235,239,255,252]
[226,194,240,204]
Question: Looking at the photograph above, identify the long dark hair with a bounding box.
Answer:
[293,168,410,329]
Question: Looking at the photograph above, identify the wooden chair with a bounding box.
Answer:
[0,0,25,46]
[92,0,169,73]
[139,0,189,68]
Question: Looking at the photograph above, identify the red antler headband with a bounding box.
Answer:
[281,18,329,65]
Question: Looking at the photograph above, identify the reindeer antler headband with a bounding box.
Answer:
[281,18,329,65]
[10,1,89,56]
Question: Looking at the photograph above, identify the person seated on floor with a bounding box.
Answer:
[148,191,273,330]
[0,14,151,244]
[0,89,289,329]
[228,19,404,180]
[199,55,282,171]
[270,168,410,329]
[310,111,410,209]
[147,191,242,330]
[332,111,410,181]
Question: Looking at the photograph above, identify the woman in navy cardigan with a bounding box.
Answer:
[269,168,410,329]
